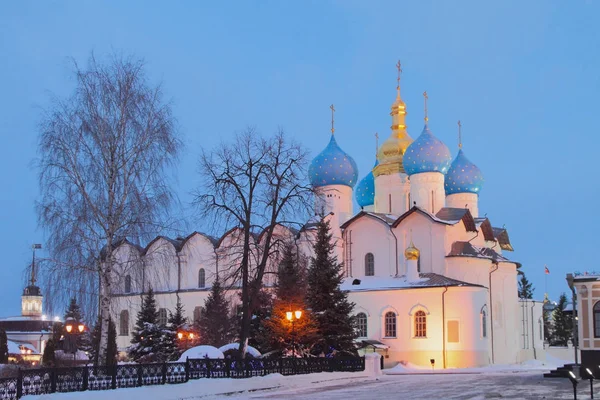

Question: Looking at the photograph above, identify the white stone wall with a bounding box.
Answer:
[374,173,410,215]
[446,193,479,218]
[409,172,446,215]
[349,286,489,368]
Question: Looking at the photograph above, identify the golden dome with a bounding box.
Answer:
[373,64,413,177]
[404,241,420,261]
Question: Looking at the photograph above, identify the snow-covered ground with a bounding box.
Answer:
[23,357,584,400]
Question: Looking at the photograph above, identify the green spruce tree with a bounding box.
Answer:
[198,280,233,347]
[552,293,573,346]
[0,329,8,363]
[128,288,164,362]
[91,316,118,366]
[265,243,316,355]
[42,338,57,367]
[306,219,357,356]
[165,299,187,361]
[518,273,535,299]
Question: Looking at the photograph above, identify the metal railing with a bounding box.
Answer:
[0,356,365,399]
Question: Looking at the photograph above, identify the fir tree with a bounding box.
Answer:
[165,299,187,361]
[64,298,83,322]
[198,280,233,347]
[128,288,165,362]
[64,298,90,350]
[0,329,8,363]
[518,273,535,299]
[306,219,357,356]
[265,243,316,355]
[91,316,118,366]
[552,293,573,346]
[246,288,273,354]
[42,339,56,367]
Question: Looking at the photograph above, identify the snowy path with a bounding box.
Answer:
[222,373,592,400]
[24,370,593,400]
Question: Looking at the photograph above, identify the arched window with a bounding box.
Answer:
[365,253,375,276]
[193,306,202,324]
[198,268,206,288]
[124,275,132,293]
[356,312,368,338]
[384,311,397,338]
[158,308,167,326]
[594,302,600,338]
[481,310,487,338]
[119,310,129,336]
[414,310,427,337]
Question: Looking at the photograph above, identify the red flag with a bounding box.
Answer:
[544,265,550,274]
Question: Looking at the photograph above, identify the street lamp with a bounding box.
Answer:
[568,370,579,400]
[286,309,302,357]
[64,317,86,363]
[585,368,594,399]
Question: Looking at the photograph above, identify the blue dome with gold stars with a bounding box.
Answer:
[445,149,484,195]
[403,124,452,176]
[355,160,377,208]
[309,135,358,188]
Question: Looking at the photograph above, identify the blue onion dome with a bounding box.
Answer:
[355,160,377,208]
[403,124,452,176]
[445,149,484,195]
[309,135,359,188]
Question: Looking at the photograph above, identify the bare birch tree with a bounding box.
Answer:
[36,54,181,365]
[195,128,313,356]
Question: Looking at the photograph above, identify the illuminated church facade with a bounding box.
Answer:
[110,64,544,368]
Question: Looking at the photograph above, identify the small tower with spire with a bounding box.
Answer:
[22,244,43,318]
[403,92,452,214]
[373,61,414,215]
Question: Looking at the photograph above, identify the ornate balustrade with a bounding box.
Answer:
[0,356,364,399]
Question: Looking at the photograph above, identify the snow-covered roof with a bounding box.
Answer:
[447,241,511,262]
[218,343,261,358]
[177,345,224,361]
[7,340,37,355]
[340,273,485,292]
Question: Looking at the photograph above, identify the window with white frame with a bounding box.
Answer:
[414,310,426,337]
[365,253,375,276]
[198,268,206,288]
[193,306,202,324]
[124,275,132,293]
[119,310,129,336]
[594,301,600,338]
[481,307,487,338]
[384,311,397,338]
[356,312,368,338]
[158,308,168,326]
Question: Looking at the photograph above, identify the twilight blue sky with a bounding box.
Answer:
[1,1,599,316]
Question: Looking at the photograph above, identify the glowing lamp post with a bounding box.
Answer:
[64,317,86,363]
[568,370,579,400]
[286,310,302,357]
[586,368,595,399]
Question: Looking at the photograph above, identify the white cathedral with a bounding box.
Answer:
[110,66,544,368]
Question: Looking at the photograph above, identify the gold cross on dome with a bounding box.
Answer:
[458,120,462,149]
[330,104,336,134]
[396,60,402,91]
[375,132,379,156]
[423,91,429,123]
